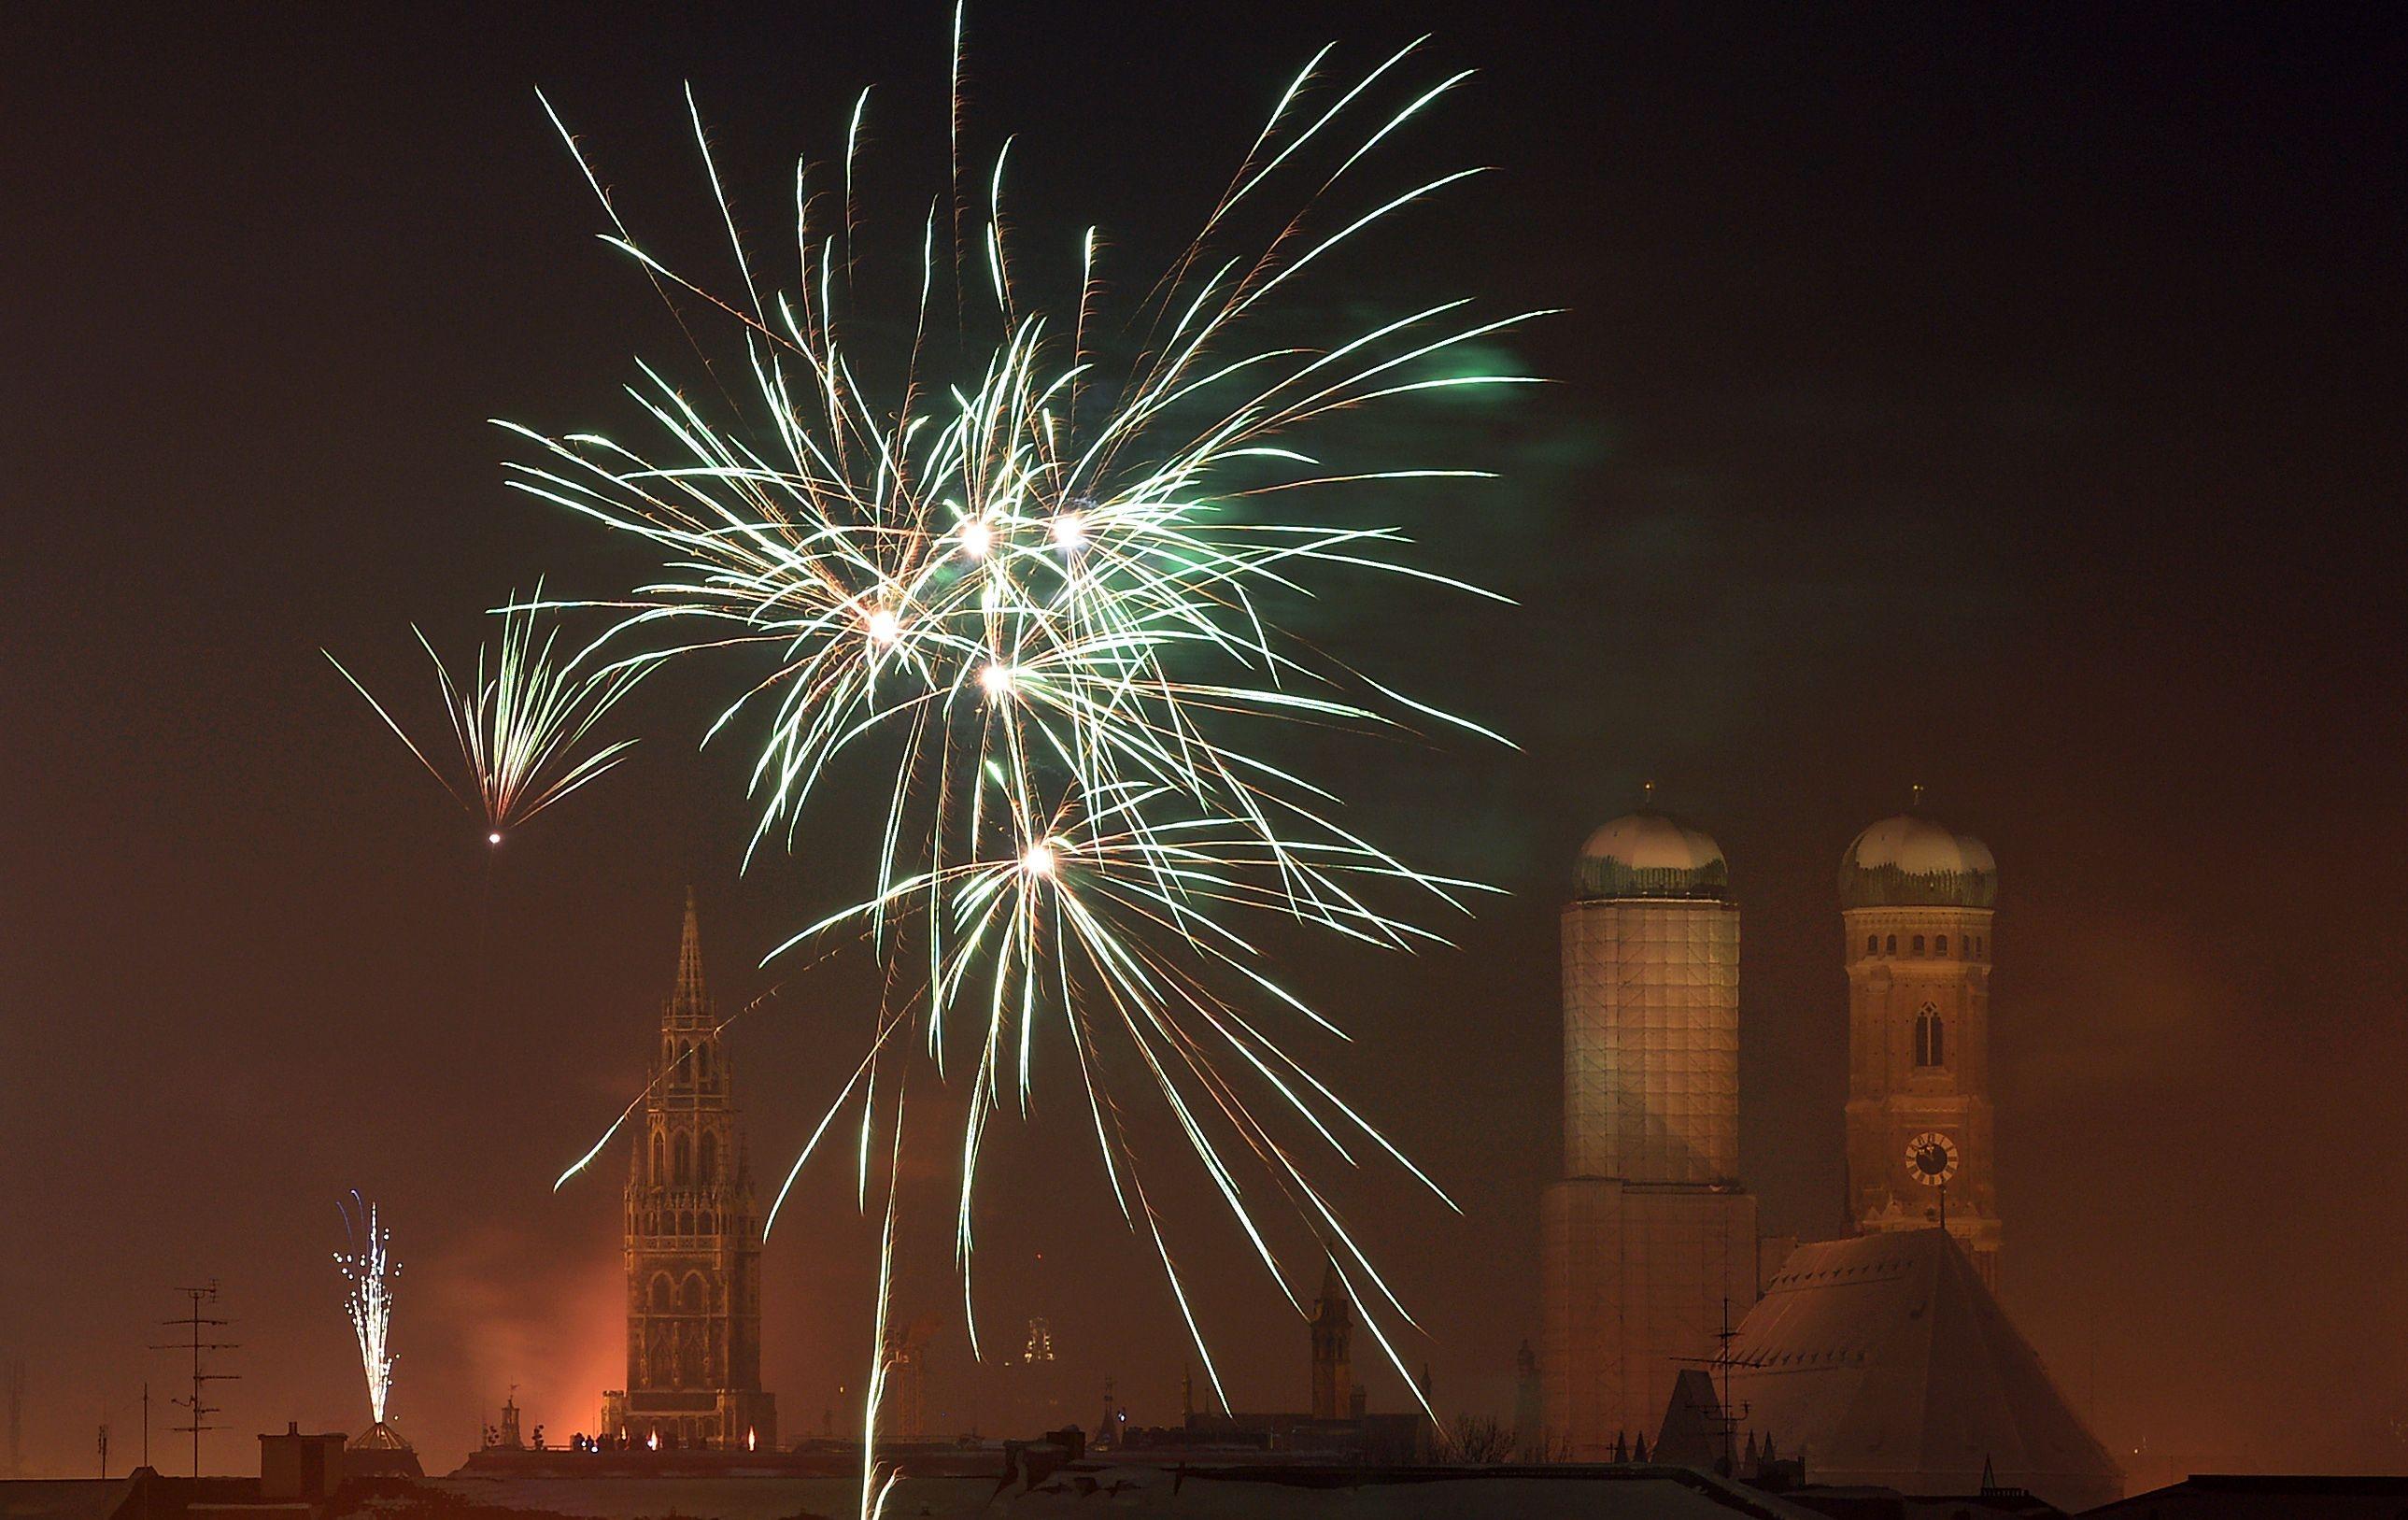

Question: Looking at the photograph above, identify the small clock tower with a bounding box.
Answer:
[1840,802,2003,1288]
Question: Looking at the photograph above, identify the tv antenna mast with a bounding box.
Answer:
[150,1283,238,1476]
[1674,1298,1757,1475]
[1712,1297,1754,1474]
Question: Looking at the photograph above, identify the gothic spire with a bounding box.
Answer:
[670,887,709,1020]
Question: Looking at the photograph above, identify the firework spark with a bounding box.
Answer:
[529,29,1539,1443]
[326,585,642,845]
[336,1194,397,1426]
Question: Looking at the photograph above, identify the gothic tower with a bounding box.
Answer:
[1309,1263,1353,1421]
[1840,805,2003,1287]
[1541,806,1758,1459]
[600,892,778,1450]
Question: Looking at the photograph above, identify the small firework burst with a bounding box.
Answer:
[326,583,641,845]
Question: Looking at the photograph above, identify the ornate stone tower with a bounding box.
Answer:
[600,892,777,1450]
[1308,1263,1353,1421]
[1541,807,1758,1459]
[1841,805,2003,1287]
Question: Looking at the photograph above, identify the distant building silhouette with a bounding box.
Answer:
[1511,1340,1543,1459]
[1308,1264,1353,1421]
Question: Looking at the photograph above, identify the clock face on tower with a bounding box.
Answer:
[1905,1131,1960,1186]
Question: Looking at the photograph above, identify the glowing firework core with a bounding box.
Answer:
[1020,841,1059,878]
[1048,512,1087,552]
[864,606,902,646]
[959,519,993,559]
[977,662,1014,699]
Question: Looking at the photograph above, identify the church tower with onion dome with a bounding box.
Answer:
[1541,795,1758,1459]
[599,891,777,1452]
[1840,796,2004,1287]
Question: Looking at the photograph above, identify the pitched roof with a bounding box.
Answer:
[1722,1229,2119,1513]
[0,1480,138,1520]
[2086,1472,2408,1519]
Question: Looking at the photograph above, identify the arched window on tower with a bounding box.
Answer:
[675,1043,692,1085]
[680,1273,707,1314]
[1911,934,1926,955]
[1935,934,1948,956]
[650,1274,673,1314]
[699,1131,718,1186]
[1914,1003,1945,1068]
[651,1133,664,1185]
[1866,933,1879,957]
[697,1043,712,1087]
[673,1132,692,1186]
[1886,934,1898,956]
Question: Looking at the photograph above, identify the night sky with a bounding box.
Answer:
[5,1,2402,1487]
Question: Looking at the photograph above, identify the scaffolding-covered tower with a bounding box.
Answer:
[1541,807,1758,1459]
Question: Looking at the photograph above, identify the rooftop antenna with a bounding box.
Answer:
[1642,779,1657,810]
[1715,1298,1750,1474]
[1910,782,1926,811]
[151,1282,238,1476]
[1674,1298,1755,1476]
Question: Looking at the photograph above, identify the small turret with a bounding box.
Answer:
[1309,1261,1353,1420]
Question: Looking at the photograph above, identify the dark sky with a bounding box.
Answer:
[4,0,2402,1487]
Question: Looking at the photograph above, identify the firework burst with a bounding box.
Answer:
[326,584,642,845]
[522,24,1541,1494]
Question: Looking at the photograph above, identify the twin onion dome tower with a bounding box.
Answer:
[1540,789,2002,1460]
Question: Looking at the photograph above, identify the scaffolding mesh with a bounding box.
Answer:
[1541,1181,1760,1457]
[1560,900,1740,1184]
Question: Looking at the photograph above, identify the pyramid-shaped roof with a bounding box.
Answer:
[347,1419,424,1477]
[1653,1368,1726,1470]
[1723,1229,2118,1512]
